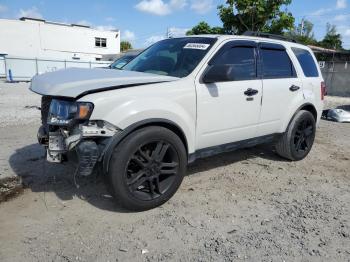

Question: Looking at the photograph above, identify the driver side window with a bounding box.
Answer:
[212,45,257,81]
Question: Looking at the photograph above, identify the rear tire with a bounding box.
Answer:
[107,126,187,211]
[275,110,316,161]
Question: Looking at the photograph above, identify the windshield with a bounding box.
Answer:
[110,55,136,69]
[123,37,216,78]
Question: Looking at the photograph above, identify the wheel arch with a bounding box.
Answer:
[299,103,317,121]
[282,103,318,133]
[102,118,189,174]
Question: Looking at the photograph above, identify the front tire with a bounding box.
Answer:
[107,126,187,211]
[275,110,316,161]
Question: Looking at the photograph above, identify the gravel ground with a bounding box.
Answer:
[0,81,41,127]
[0,82,349,262]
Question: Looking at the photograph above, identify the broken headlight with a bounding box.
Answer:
[48,99,94,126]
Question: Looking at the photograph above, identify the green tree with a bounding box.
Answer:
[121,41,133,52]
[319,23,343,50]
[287,19,318,45]
[218,0,295,35]
[186,21,224,35]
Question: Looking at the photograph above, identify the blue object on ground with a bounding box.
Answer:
[8,69,14,82]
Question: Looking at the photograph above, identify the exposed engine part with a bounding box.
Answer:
[41,96,52,129]
[37,125,49,145]
[48,132,66,152]
[47,150,63,163]
[65,133,82,151]
[80,121,119,137]
[76,140,100,176]
[38,120,119,169]
[46,131,67,163]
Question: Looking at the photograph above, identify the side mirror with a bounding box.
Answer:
[203,64,233,84]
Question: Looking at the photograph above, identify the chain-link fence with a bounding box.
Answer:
[1,56,349,98]
[321,61,350,97]
[0,56,110,81]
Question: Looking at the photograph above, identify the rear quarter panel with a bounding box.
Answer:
[279,45,324,132]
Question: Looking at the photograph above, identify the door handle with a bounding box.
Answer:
[244,88,259,96]
[290,85,300,92]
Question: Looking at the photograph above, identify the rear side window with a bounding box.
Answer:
[260,48,296,79]
[292,48,319,77]
[211,46,257,81]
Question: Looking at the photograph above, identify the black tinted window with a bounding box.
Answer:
[292,48,319,77]
[212,46,256,81]
[261,48,296,78]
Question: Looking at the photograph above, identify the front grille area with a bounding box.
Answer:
[40,96,53,135]
[41,96,52,126]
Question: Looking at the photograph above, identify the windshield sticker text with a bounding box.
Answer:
[184,43,210,50]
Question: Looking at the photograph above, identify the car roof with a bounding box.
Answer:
[180,34,310,50]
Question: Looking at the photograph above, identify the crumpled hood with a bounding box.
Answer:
[30,68,179,98]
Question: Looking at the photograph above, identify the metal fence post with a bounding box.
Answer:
[64,60,67,69]
[35,58,39,75]
[330,61,335,94]
[4,57,8,81]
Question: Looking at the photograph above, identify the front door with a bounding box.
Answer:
[195,40,262,150]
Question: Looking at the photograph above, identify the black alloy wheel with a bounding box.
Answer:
[275,110,316,161]
[293,118,314,155]
[107,126,187,211]
[125,140,179,201]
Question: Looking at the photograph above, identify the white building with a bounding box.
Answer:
[0,17,120,61]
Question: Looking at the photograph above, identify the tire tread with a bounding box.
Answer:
[107,126,187,211]
[275,110,315,161]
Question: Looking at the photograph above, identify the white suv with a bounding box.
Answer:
[30,35,325,211]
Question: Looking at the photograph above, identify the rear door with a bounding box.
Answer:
[291,47,324,117]
[258,43,304,136]
[195,40,263,150]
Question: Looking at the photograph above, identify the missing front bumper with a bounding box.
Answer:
[45,134,100,176]
[75,141,100,176]
[37,120,119,176]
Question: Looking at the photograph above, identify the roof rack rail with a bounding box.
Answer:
[243,31,297,43]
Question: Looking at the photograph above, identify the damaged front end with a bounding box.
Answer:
[38,96,120,176]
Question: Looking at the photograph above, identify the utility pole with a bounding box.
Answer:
[300,18,305,36]
[231,3,234,34]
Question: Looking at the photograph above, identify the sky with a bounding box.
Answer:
[0,0,349,49]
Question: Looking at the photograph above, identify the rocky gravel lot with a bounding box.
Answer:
[0,82,349,262]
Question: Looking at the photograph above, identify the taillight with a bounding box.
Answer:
[321,81,327,100]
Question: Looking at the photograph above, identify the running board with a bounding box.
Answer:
[188,134,281,163]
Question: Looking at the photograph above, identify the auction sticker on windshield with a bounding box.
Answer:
[184,43,210,50]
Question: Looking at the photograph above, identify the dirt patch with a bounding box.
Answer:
[0,177,23,202]
[0,81,41,128]
[0,91,349,261]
